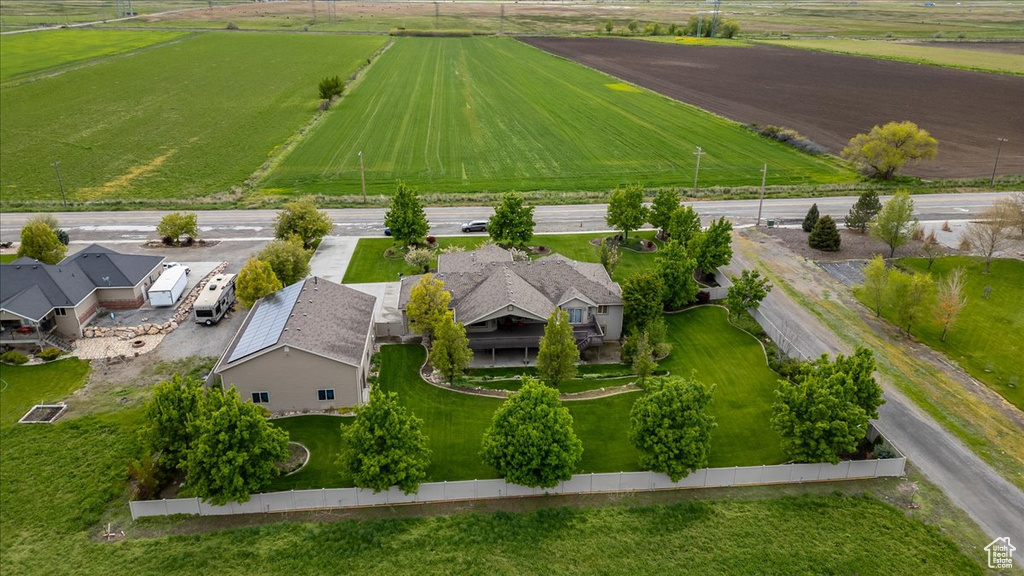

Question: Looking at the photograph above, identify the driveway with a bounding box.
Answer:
[308,236,359,283]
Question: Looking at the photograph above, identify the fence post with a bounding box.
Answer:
[322,488,327,509]
[732,467,738,486]
[619,471,623,490]
[164,499,169,516]
[590,473,594,492]
[195,497,201,516]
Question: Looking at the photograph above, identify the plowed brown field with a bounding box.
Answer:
[522,38,1024,179]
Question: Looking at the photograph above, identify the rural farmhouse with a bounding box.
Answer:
[399,244,623,361]
[213,277,377,413]
[1,244,164,349]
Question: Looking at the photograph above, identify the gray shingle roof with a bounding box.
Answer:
[219,277,377,369]
[437,243,512,273]
[400,248,621,324]
[1,244,162,321]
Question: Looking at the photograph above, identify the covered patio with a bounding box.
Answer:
[467,315,604,364]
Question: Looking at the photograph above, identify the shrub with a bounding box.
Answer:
[747,123,828,155]
[426,235,436,244]
[157,212,198,245]
[1,350,29,365]
[318,75,344,101]
[809,216,841,251]
[696,291,711,304]
[37,348,62,361]
[225,21,239,30]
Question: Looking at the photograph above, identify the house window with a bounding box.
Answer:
[597,305,608,315]
[317,389,335,401]
[54,308,67,317]
[251,392,270,404]
[567,308,583,324]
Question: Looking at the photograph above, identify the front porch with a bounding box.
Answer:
[0,319,73,352]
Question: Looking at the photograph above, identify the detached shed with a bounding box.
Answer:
[212,277,377,413]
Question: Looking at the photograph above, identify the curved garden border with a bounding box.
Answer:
[282,442,311,477]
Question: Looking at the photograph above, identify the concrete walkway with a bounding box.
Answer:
[307,236,359,284]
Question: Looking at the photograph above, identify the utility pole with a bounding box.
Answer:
[51,161,67,207]
[358,150,367,204]
[756,163,767,226]
[709,0,721,38]
[991,137,1008,186]
[435,2,440,28]
[692,146,704,195]
[311,0,317,23]
[500,4,505,35]
[696,13,703,37]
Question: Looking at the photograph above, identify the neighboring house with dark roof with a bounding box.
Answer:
[213,277,377,413]
[398,245,623,359]
[1,244,163,349]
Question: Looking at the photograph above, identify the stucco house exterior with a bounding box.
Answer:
[398,244,623,360]
[0,244,164,350]
[213,277,377,413]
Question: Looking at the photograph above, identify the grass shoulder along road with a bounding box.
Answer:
[759,38,1024,75]
[342,231,660,284]
[856,256,1024,411]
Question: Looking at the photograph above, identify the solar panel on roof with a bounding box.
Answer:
[226,281,304,363]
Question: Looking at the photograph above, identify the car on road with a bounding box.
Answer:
[461,220,488,233]
[383,227,391,236]
[163,262,190,274]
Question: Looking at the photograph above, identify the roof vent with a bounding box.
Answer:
[209,284,217,290]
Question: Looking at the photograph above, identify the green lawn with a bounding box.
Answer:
[760,38,1024,75]
[0,254,17,263]
[264,36,850,196]
[0,32,386,206]
[342,231,660,283]
[0,357,91,426]
[0,28,188,83]
[856,257,1024,410]
[268,415,352,491]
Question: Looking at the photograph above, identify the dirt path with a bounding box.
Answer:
[732,228,1024,542]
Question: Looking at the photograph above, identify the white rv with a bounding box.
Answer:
[148,265,188,307]
[193,274,236,325]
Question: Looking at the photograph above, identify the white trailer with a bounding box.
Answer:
[193,274,236,325]
[148,265,188,307]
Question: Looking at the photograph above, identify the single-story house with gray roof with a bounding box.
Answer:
[213,276,377,413]
[398,245,623,359]
[1,244,163,349]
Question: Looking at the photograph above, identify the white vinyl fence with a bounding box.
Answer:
[130,455,905,520]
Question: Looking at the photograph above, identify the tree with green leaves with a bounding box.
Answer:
[668,205,701,247]
[406,273,451,339]
[488,192,535,248]
[596,239,621,275]
[184,386,290,505]
[629,376,717,481]
[157,212,198,245]
[961,204,1013,275]
[26,214,69,246]
[404,247,433,274]
[650,188,680,238]
[338,388,430,494]
[630,330,657,387]
[274,196,332,249]
[934,267,967,343]
[808,215,841,252]
[256,237,311,286]
[604,18,614,33]
[771,347,883,464]
[841,121,938,180]
[606,183,649,242]
[870,190,918,258]
[385,181,429,247]
[480,377,583,488]
[235,258,283,308]
[318,75,344,100]
[690,217,733,275]
[656,240,699,310]
[861,255,889,317]
[140,374,205,471]
[845,190,882,233]
[536,308,579,387]
[725,269,772,319]
[622,271,665,335]
[17,220,66,264]
[801,203,819,233]
[887,268,934,337]
[430,311,472,383]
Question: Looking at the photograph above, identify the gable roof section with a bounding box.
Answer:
[1,260,97,321]
[62,244,163,287]
[400,249,622,322]
[219,277,377,370]
[437,243,512,273]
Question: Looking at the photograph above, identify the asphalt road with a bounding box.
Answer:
[729,236,1024,545]
[0,192,1012,243]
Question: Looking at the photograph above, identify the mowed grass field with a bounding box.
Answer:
[0,28,188,83]
[265,37,850,196]
[0,32,385,206]
[856,257,1024,410]
[0,358,91,426]
[760,38,1024,75]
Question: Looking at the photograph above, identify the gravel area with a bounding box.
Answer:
[761,227,955,261]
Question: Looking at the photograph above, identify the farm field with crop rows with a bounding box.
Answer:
[0,32,385,207]
[264,36,851,197]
